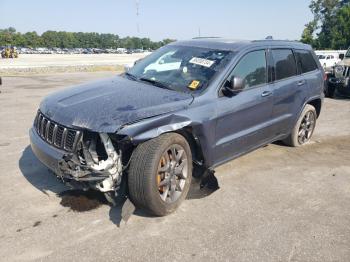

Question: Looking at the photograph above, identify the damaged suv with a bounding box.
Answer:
[30,39,324,216]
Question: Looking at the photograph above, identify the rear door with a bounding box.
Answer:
[214,49,274,164]
[294,49,323,99]
[269,48,306,136]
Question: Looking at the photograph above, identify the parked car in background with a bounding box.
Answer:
[30,38,324,216]
[317,54,339,70]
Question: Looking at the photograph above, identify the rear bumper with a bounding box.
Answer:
[30,127,65,174]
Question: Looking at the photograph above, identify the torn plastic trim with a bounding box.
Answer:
[116,113,208,168]
[117,114,193,144]
[58,133,123,193]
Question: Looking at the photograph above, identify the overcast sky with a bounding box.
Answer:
[0,0,313,41]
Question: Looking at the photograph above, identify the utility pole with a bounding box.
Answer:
[198,27,201,38]
[136,0,140,35]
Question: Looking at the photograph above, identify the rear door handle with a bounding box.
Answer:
[298,80,306,86]
[261,91,272,97]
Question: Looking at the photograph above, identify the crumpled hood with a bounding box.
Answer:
[40,75,193,133]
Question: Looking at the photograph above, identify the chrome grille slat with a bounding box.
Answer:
[34,111,80,152]
[40,117,47,138]
[72,131,80,151]
[52,124,58,144]
[62,128,68,150]
[45,120,51,141]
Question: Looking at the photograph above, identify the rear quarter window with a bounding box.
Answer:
[295,49,318,74]
[271,49,297,81]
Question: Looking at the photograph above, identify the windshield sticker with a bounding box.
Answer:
[188,80,200,90]
[189,57,215,68]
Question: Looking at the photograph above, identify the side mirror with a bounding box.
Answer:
[223,76,244,96]
[339,54,345,60]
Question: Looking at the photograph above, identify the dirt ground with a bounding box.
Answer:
[0,72,349,262]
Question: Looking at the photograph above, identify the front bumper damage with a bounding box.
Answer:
[30,127,124,193]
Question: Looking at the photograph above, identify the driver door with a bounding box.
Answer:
[214,49,274,164]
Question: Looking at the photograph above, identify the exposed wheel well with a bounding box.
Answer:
[175,127,205,166]
[307,98,322,118]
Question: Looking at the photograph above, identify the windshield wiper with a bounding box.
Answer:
[139,77,171,90]
[124,72,138,81]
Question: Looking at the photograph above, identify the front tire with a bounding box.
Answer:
[128,133,192,216]
[283,104,317,147]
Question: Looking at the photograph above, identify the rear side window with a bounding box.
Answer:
[272,49,297,81]
[295,50,318,74]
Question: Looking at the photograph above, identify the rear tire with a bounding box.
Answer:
[283,104,317,147]
[128,133,192,216]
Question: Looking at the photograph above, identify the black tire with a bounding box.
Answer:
[283,104,317,147]
[128,133,193,216]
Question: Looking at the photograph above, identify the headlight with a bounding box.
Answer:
[335,65,344,74]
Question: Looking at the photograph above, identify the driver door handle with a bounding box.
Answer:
[261,91,272,97]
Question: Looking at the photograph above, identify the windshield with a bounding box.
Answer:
[126,45,234,93]
[346,48,350,58]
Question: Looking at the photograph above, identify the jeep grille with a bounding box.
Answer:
[34,111,81,152]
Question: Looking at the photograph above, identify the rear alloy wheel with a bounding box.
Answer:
[128,133,192,216]
[283,104,317,147]
[297,110,316,144]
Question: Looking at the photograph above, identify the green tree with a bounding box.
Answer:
[42,31,60,47]
[23,32,42,47]
[0,27,175,50]
[302,0,350,49]
[301,21,317,47]
[330,5,350,49]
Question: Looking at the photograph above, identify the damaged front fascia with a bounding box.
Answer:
[57,109,207,191]
[58,133,123,192]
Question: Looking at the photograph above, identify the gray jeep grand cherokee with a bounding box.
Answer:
[30,39,324,216]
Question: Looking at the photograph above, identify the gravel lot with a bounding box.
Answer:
[0,72,349,262]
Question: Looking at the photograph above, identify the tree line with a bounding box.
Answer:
[301,0,350,49]
[0,27,175,50]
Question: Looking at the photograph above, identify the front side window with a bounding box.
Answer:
[229,50,267,89]
[272,49,297,81]
[295,49,318,74]
[127,45,234,93]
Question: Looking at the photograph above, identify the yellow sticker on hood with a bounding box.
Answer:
[188,80,200,90]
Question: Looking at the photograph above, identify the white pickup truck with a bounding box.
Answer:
[317,54,339,70]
